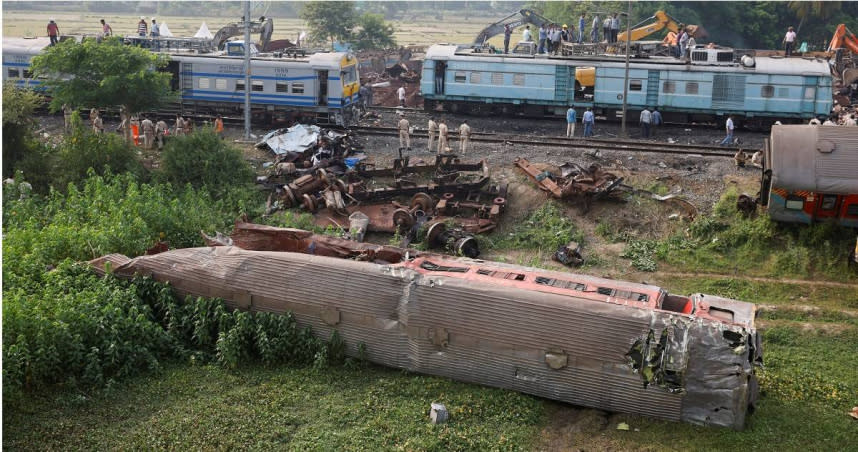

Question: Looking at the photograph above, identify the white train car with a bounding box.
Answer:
[2,37,51,91]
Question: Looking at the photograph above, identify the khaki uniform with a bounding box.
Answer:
[437,123,448,153]
[459,123,471,153]
[427,119,437,151]
[63,104,72,131]
[175,117,185,136]
[155,120,168,149]
[92,115,103,134]
[398,118,410,149]
[141,118,155,149]
[733,150,747,168]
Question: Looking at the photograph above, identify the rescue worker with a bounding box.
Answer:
[427,117,438,152]
[733,149,747,168]
[566,106,577,137]
[47,19,60,46]
[751,150,764,168]
[91,110,104,134]
[459,120,471,153]
[175,114,185,136]
[214,115,224,139]
[137,16,148,37]
[437,119,449,153]
[141,116,155,149]
[63,104,72,131]
[182,116,192,135]
[155,119,168,149]
[398,113,411,150]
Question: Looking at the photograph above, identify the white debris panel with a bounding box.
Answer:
[257,124,321,155]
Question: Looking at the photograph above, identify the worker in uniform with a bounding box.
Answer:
[733,149,747,168]
[398,113,411,150]
[459,120,471,153]
[175,114,185,136]
[155,119,168,149]
[427,117,438,152]
[214,115,224,139]
[63,104,72,131]
[141,116,155,149]
[91,110,104,134]
[437,119,449,153]
[566,106,577,137]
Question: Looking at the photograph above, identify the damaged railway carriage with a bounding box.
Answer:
[421,44,832,126]
[92,232,762,429]
[762,125,858,226]
[1,37,361,126]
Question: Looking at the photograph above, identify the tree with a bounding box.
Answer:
[31,37,174,143]
[353,13,397,50]
[300,1,357,47]
[2,83,44,178]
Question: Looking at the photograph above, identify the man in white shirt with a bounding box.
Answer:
[522,25,532,42]
[639,107,652,138]
[397,86,406,107]
[783,26,796,57]
[719,116,734,146]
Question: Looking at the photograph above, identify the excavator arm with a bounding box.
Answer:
[473,9,553,46]
[617,10,706,43]
[212,17,274,51]
[828,24,858,55]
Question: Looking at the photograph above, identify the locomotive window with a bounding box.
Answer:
[662,81,675,93]
[342,65,357,84]
[761,85,774,98]
[235,81,245,91]
[785,195,804,210]
[216,79,227,90]
[22,69,32,79]
[778,87,789,98]
[513,73,525,85]
[276,82,288,93]
[454,71,466,83]
[470,72,481,84]
[629,80,642,91]
[846,204,858,216]
[820,195,838,211]
[252,81,264,92]
[685,82,699,94]
[198,77,210,89]
[804,87,815,100]
[292,82,304,94]
[7,68,19,78]
[491,72,504,85]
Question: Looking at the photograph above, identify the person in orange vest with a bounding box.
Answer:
[214,115,224,139]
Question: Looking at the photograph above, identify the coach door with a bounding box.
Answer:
[801,76,818,115]
[434,61,446,95]
[317,70,328,106]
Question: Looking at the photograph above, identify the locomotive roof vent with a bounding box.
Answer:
[689,47,736,66]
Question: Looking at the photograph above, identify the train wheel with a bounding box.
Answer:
[393,208,415,232]
[410,192,434,212]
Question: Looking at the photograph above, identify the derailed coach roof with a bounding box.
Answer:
[90,242,761,429]
[770,125,858,193]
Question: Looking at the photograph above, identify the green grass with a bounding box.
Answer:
[660,276,858,310]
[3,364,544,451]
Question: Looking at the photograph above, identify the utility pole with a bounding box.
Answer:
[243,0,251,140]
[620,0,632,138]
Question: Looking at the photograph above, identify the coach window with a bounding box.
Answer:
[820,194,838,211]
[846,203,858,217]
[629,80,642,91]
[804,86,816,99]
[276,82,288,93]
[235,81,245,91]
[454,71,466,83]
[686,82,699,94]
[342,65,357,84]
[761,85,774,98]
[198,77,210,89]
[785,194,804,210]
[22,69,32,79]
[7,68,19,78]
[470,72,481,84]
[662,81,675,93]
[778,87,789,98]
[292,82,304,94]
[513,73,525,85]
[491,72,504,85]
[252,81,264,92]
[215,79,227,90]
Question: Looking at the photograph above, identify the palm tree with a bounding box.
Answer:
[788,1,842,33]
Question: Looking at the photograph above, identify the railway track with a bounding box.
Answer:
[350,126,745,157]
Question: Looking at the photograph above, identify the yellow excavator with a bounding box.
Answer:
[617,10,706,43]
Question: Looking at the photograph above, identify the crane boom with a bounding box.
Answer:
[617,10,706,43]
[473,9,553,46]
[212,17,274,51]
[828,24,858,55]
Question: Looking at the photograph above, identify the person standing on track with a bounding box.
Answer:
[141,116,155,149]
[155,119,168,149]
[47,19,60,46]
[459,120,471,153]
[437,119,449,153]
[397,85,406,107]
[214,115,224,139]
[398,113,411,150]
[639,107,652,139]
[566,106,577,137]
[175,114,185,136]
[582,107,595,137]
[427,117,438,152]
[720,115,735,146]
[651,107,662,137]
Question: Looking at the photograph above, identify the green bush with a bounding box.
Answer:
[497,201,582,251]
[53,126,145,191]
[158,130,255,197]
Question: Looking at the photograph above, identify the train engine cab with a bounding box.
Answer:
[762,125,858,227]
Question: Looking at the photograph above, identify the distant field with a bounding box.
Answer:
[2,10,495,47]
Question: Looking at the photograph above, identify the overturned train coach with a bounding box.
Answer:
[761,125,858,226]
[92,227,762,429]
[1,37,361,125]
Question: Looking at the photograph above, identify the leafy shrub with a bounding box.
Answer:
[498,201,582,251]
[53,126,145,191]
[158,130,255,197]
[621,239,658,272]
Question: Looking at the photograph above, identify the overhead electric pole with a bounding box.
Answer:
[243,0,251,140]
[620,0,632,138]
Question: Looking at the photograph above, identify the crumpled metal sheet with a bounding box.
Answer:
[257,124,321,155]
[89,245,760,429]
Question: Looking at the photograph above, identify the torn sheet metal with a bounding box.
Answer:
[257,124,321,155]
[91,232,761,430]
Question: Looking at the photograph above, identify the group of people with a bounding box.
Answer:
[507,12,623,55]
[46,16,161,42]
[397,114,472,154]
[661,24,697,59]
[565,106,598,137]
[810,101,858,126]
[601,13,622,44]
